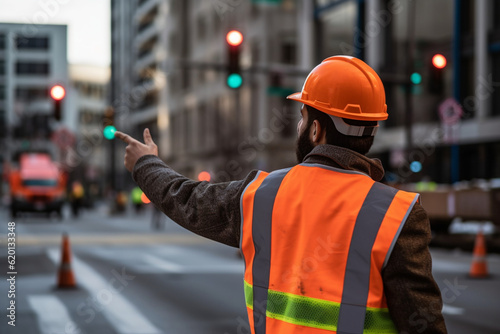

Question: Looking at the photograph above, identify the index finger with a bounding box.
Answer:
[114,131,134,144]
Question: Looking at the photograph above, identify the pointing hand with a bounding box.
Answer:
[114,128,158,172]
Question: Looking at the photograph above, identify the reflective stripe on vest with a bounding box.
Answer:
[243,281,396,333]
[336,182,398,334]
[240,164,419,334]
[251,168,291,334]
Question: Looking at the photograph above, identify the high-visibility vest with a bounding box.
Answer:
[240,163,420,334]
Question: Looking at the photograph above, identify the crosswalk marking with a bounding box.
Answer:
[47,249,162,334]
[82,245,244,274]
[142,253,244,274]
[27,295,81,334]
[144,254,184,273]
[0,233,208,246]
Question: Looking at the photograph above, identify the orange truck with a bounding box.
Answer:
[9,153,66,218]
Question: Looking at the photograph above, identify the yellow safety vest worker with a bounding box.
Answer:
[240,163,419,333]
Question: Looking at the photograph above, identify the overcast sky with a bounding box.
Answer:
[0,0,110,67]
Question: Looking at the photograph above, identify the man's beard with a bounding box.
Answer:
[295,129,315,163]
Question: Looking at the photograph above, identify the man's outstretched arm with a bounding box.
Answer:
[115,129,257,247]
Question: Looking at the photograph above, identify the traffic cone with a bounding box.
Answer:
[57,233,77,288]
[469,230,489,278]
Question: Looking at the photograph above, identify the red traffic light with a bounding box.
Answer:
[226,30,243,47]
[432,54,447,69]
[50,85,65,100]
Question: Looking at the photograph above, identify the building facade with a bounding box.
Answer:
[68,64,110,196]
[111,0,305,185]
[111,0,500,185]
[0,22,68,196]
[0,22,68,143]
[315,0,500,183]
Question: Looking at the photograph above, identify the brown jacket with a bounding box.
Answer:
[132,144,447,333]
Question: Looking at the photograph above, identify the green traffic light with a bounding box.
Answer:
[227,73,242,89]
[410,72,422,85]
[103,125,117,140]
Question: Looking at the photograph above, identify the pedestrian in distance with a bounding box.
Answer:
[115,56,447,334]
[69,181,84,218]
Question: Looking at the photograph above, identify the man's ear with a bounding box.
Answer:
[310,120,325,144]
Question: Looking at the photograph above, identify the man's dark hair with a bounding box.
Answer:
[306,105,377,155]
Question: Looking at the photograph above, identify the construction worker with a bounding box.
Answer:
[115,56,447,333]
[69,181,85,218]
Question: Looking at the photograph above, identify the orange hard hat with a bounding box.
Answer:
[287,56,387,121]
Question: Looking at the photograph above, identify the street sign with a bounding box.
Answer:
[51,127,75,150]
[439,98,463,125]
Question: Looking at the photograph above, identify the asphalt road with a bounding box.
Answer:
[0,203,499,333]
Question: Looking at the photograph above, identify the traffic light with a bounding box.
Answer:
[50,85,65,121]
[226,30,243,89]
[432,54,447,69]
[429,54,447,95]
[103,107,116,140]
[410,72,422,85]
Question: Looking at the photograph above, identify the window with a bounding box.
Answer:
[460,0,474,36]
[213,11,221,35]
[492,53,500,116]
[16,37,49,50]
[197,16,207,41]
[460,56,475,119]
[0,108,5,134]
[171,112,181,154]
[0,86,5,100]
[317,1,357,59]
[0,34,5,49]
[138,6,158,32]
[15,87,49,101]
[137,90,158,109]
[494,1,500,31]
[138,35,157,59]
[281,42,296,64]
[16,62,50,75]
[23,179,57,187]
[184,109,191,151]
[198,103,206,149]
[0,60,5,75]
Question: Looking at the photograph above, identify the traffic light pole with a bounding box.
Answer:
[110,136,116,191]
[405,0,416,176]
[451,0,462,184]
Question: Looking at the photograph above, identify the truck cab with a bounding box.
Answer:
[9,153,66,218]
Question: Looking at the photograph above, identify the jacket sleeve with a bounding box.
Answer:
[382,202,448,334]
[132,155,258,247]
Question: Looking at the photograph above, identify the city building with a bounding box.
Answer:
[68,64,110,195]
[0,22,68,142]
[110,0,140,190]
[0,23,68,196]
[315,0,500,183]
[111,0,305,186]
[111,0,500,185]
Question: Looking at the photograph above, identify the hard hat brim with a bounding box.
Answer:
[286,92,302,101]
[287,91,388,121]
